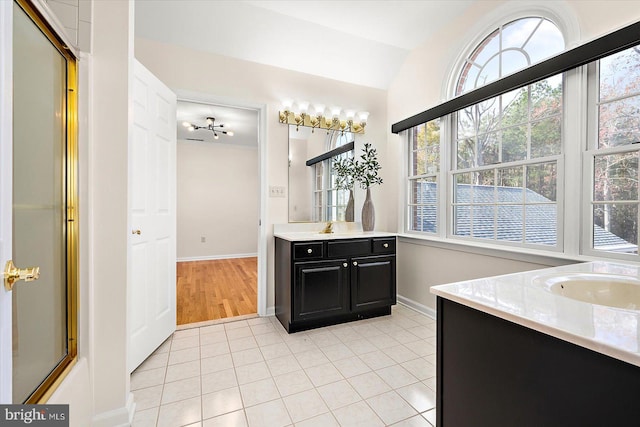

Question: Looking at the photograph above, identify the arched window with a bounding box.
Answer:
[408,16,567,248]
[406,12,640,260]
[452,17,565,246]
[456,18,565,95]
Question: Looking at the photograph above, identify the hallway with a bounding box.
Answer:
[176,258,258,325]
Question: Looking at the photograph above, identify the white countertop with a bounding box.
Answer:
[273,222,396,242]
[431,261,640,368]
[274,231,396,242]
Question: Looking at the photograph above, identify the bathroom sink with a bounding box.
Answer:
[542,273,640,310]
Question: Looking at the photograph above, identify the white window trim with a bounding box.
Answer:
[404,11,588,257]
[442,2,581,100]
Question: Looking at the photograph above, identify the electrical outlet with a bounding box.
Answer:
[269,186,286,198]
[201,236,206,243]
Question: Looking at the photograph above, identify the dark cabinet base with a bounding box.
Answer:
[276,236,396,334]
[277,305,391,333]
[437,297,640,427]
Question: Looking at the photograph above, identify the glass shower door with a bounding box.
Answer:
[11,0,77,403]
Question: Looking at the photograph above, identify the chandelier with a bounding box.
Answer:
[182,117,234,140]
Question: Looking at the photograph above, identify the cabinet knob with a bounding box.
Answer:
[383,243,389,248]
[307,248,313,254]
[343,263,348,267]
[353,261,358,266]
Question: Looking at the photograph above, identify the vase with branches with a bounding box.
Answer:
[332,156,356,221]
[353,143,383,231]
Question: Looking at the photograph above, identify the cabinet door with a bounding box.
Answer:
[293,260,350,321]
[351,255,396,312]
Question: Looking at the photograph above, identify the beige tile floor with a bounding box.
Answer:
[131,305,437,427]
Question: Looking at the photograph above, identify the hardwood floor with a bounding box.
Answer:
[176,257,257,325]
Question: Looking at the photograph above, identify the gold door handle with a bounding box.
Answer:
[4,260,40,291]
[132,229,141,235]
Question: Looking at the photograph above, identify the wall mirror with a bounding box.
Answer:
[288,126,355,222]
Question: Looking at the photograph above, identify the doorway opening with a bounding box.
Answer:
[175,100,260,326]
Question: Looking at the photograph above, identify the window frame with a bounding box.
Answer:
[581,57,640,261]
[405,16,568,251]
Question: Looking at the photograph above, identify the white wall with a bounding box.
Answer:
[177,140,259,260]
[386,0,640,313]
[135,37,389,310]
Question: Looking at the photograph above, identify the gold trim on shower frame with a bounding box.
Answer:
[14,0,78,404]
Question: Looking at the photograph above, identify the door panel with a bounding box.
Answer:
[351,256,396,312]
[128,60,177,372]
[293,260,350,321]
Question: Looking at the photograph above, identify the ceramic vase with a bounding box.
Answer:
[345,189,355,222]
[362,187,375,231]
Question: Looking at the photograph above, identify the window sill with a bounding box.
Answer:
[396,232,638,267]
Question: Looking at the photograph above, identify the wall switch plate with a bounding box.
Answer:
[269,186,286,198]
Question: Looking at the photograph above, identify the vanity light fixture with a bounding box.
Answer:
[182,117,234,140]
[279,100,368,134]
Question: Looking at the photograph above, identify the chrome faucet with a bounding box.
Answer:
[320,221,334,234]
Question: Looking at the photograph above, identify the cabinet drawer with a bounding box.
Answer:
[293,242,324,260]
[327,239,371,258]
[372,238,396,254]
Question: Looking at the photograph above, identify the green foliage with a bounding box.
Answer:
[353,143,383,189]
[332,156,355,191]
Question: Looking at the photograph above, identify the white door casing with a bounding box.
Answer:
[128,60,177,372]
[0,0,13,403]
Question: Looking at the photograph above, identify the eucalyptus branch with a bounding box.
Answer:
[332,156,355,190]
[353,143,383,189]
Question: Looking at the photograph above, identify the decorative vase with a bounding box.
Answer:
[345,189,355,222]
[362,187,375,231]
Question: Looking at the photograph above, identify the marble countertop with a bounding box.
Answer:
[273,222,396,242]
[274,231,396,242]
[431,261,640,368]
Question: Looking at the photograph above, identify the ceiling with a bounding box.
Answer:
[176,101,258,147]
[135,0,475,89]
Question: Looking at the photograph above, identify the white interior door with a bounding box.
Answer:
[128,60,177,372]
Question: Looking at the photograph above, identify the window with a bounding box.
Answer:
[313,131,353,221]
[588,46,640,255]
[407,17,565,248]
[453,74,562,246]
[408,119,440,233]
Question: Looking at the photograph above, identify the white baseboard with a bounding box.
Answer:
[397,294,436,320]
[91,392,135,427]
[265,306,275,316]
[177,253,258,262]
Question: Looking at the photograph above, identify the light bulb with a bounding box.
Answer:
[346,110,355,120]
[227,131,234,136]
[182,121,191,127]
[214,133,219,140]
[206,117,214,125]
[358,111,370,122]
[298,101,309,114]
[282,99,293,111]
[331,106,341,118]
[188,125,195,131]
[314,104,325,116]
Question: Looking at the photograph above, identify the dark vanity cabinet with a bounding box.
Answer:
[275,236,396,332]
